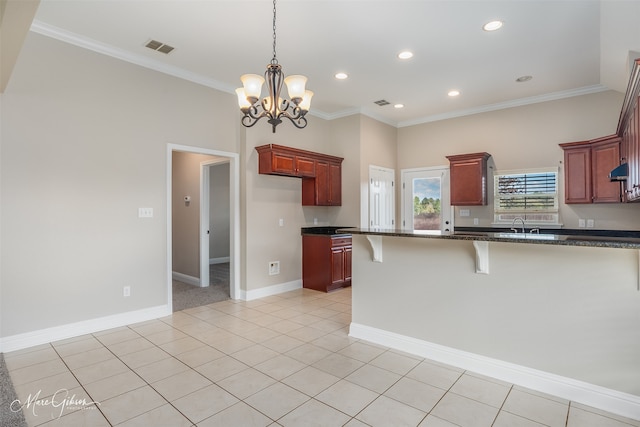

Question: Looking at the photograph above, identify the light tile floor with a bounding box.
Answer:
[5,287,640,427]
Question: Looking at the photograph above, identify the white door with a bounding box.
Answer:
[401,167,453,233]
[369,165,395,229]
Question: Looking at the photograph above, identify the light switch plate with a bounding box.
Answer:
[460,209,470,217]
[138,208,153,218]
[586,219,594,228]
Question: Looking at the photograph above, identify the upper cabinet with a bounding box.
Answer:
[619,60,640,202]
[446,152,491,206]
[559,58,640,204]
[256,144,316,177]
[560,136,622,204]
[255,144,343,206]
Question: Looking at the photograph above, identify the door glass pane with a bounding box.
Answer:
[412,177,441,230]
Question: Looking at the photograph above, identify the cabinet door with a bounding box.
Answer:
[329,162,342,205]
[344,246,352,282]
[315,161,330,204]
[447,153,490,206]
[591,139,621,203]
[563,146,592,204]
[330,247,345,285]
[271,152,297,175]
[296,156,316,177]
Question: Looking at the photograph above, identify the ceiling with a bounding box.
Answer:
[30,0,640,127]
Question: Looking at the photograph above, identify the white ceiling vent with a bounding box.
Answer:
[374,100,390,106]
[145,40,174,54]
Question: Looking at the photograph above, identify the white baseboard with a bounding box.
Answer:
[209,257,230,265]
[241,279,302,301]
[349,322,640,421]
[0,305,171,353]
[172,271,200,286]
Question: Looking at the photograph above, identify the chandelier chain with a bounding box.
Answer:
[271,0,278,65]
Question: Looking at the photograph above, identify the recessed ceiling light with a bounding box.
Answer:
[394,104,404,109]
[483,20,503,31]
[516,75,533,83]
[398,51,414,60]
[335,72,348,80]
[448,90,460,97]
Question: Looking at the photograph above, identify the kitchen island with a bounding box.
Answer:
[341,228,640,420]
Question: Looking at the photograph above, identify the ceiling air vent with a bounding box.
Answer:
[374,100,390,106]
[145,39,175,54]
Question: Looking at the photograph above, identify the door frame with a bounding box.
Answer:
[167,143,240,311]
[199,158,231,288]
[400,165,453,232]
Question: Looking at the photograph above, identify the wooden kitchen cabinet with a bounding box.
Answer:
[302,160,342,206]
[560,136,621,204]
[592,136,622,202]
[621,93,640,201]
[255,144,316,177]
[560,141,592,204]
[256,144,343,206]
[302,235,352,292]
[446,152,491,206]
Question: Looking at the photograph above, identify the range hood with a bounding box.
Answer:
[609,163,628,181]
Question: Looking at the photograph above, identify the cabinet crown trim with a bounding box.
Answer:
[255,144,344,164]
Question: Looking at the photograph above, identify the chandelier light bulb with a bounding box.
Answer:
[240,74,265,103]
[235,88,252,110]
[299,90,314,112]
[284,75,307,103]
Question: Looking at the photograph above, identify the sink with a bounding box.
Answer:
[492,232,558,240]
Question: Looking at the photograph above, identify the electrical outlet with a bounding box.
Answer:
[278,218,284,227]
[578,219,585,228]
[586,219,594,228]
[314,218,318,225]
[138,208,153,218]
[269,261,280,275]
[123,286,131,297]
[473,218,479,225]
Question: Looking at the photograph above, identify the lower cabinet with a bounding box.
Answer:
[302,235,352,292]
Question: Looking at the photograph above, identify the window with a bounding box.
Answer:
[493,168,561,227]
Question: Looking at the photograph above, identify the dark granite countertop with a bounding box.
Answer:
[301,226,354,236]
[339,227,640,249]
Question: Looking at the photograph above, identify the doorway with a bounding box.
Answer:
[401,166,453,233]
[167,144,240,313]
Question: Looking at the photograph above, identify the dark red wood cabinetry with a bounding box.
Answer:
[560,137,622,204]
[302,235,352,292]
[560,58,640,204]
[446,152,491,206]
[255,144,343,206]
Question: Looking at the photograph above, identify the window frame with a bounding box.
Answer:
[492,167,562,228]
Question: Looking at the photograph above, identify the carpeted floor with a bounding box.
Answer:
[172,262,230,312]
[0,354,27,427]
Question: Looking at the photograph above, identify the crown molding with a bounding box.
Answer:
[30,20,237,95]
[29,20,610,129]
[397,84,610,128]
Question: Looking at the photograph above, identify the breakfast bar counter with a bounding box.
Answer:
[343,228,640,420]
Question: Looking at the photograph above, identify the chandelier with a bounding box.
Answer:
[236,0,313,133]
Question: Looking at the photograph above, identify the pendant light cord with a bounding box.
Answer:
[271,0,278,65]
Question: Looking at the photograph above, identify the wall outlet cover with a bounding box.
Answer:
[269,261,280,275]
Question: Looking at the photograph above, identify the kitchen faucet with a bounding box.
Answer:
[511,217,525,233]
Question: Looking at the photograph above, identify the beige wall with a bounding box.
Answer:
[359,115,398,227]
[397,90,640,230]
[0,33,237,336]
